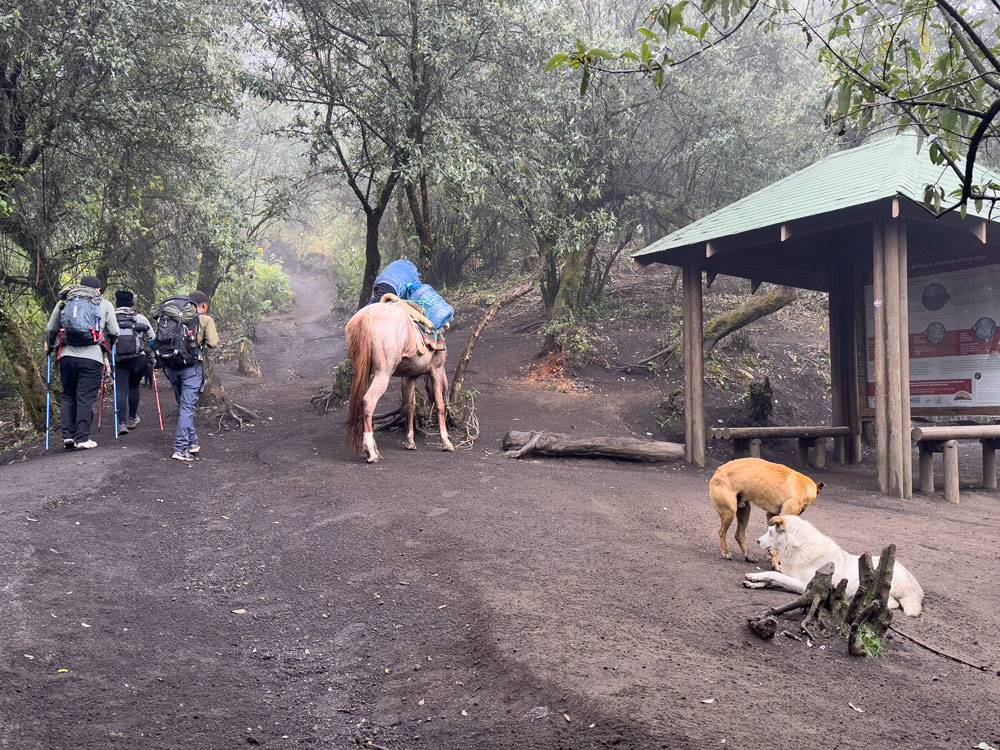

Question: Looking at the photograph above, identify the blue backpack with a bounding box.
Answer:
[59,287,105,347]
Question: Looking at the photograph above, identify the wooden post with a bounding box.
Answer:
[683,260,706,467]
[943,440,960,504]
[872,222,889,493]
[844,262,863,464]
[796,438,809,466]
[896,221,912,498]
[918,443,935,494]
[828,265,846,464]
[749,438,761,458]
[814,439,827,469]
[883,220,905,497]
[983,439,998,489]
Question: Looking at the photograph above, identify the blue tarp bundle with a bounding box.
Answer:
[407,283,455,329]
[371,259,421,300]
[368,259,454,329]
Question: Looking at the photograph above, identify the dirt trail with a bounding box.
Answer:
[1,270,999,749]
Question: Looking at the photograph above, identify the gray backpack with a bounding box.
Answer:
[59,286,105,347]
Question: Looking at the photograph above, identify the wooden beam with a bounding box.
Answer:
[773,203,885,244]
[750,279,762,294]
[891,198,900,218]
[706,271,718,288]
[700,262,829,292]
[975,219,987,244]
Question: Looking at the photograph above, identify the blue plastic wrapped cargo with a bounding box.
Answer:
[371,259,421,302]
[407,283,454,330]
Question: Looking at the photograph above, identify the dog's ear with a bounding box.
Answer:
[815,482,825,493]
[768,516,786,528]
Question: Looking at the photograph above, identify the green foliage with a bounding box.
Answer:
[542,311,604,369]
[211,259,295,340]
[849,624,885,660]
[552,0,1000,213]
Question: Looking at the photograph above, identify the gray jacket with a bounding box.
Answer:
[46,294,120,365]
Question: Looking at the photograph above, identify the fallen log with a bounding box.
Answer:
[502,430,684,462]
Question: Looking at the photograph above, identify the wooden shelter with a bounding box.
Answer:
[633,133,1000,498]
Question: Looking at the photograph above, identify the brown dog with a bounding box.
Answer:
[709,457,823,563]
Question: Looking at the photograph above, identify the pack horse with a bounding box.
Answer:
[345,301,454,462]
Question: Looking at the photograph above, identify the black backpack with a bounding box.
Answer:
[115,310,149,360]
[59,286,105,347]
[155,296,202,367]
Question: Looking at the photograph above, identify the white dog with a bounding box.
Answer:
[743,515,924,617]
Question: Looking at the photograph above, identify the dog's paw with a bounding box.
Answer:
[744,572,768,584]
[743,579,768,589]
[743,555,757,564]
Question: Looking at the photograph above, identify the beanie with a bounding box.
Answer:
[189,290,210,306]
[115,290,135,308]
[81,275,101,289]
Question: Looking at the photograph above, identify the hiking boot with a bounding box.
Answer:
[171,450,195,462]
[63,438,76,450]
[75,440,98,450]
[127,416,140,429]
[188,444,200,455]
[117,426,129,436]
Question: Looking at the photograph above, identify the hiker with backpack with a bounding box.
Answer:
[155,290,219,462]
[44,276,120,450]
[112,290,154,436]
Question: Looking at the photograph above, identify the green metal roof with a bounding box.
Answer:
[633,132,1000,262]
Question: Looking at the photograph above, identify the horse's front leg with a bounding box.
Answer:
[362,371,391,463]
[403,377,417,450]
[429,363,455,452]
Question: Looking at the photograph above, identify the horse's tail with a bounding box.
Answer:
[345,311,373,455]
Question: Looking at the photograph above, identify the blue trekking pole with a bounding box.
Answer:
[111,343,120,439]
[45,353,52,451]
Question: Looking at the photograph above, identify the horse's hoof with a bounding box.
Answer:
[442,442,456,452]
[405,441,417,450]
[366,451,380,463]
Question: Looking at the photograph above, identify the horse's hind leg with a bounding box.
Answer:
[362,371,391,462]
[428,359,454,452]
[403,377,417,450]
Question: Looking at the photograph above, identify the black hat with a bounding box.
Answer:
[115,290,134,308]
[81,275,101,289]
[189,290,210,306]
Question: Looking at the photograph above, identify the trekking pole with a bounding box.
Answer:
[97,364,106,431]
[152,366,164,431]
[45,353,52,451]
[111,344,120,439]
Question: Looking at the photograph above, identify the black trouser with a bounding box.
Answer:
[114,354,149,423]
[59,356,104,442]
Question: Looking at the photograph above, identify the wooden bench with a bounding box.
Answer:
[910,425,1000,504]
[707,426,853,469]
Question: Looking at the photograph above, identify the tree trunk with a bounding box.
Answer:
[702,285,797,357]
[358,208,385,310]
[502,430,685,462]
[237,338,262,378]
[199,354,227,408]
[197,243,223,298]
[405,176,436,282]
[0,307,48,430]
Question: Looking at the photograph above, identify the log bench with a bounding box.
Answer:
[708,426,853,469]
[910,425,1000,504]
